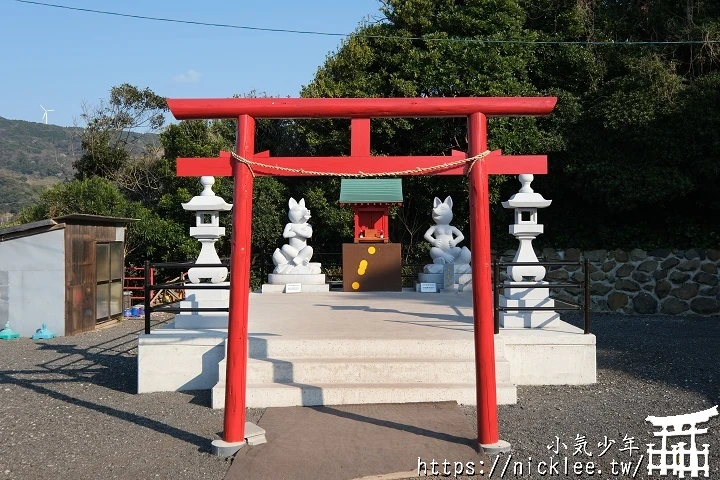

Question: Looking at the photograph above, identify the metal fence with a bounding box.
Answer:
[142,256,590,336]
[493,259,591,334]
[143,260,230,334]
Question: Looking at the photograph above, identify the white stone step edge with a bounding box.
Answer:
[215,357,512,385]
[246,338,507,359]
[141,332,508,359]
[211,382,517,409]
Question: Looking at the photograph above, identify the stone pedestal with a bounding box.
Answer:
[174,282,230,329]
[262,263,329,293]
[499,281,560,328]
[416,264,472,292]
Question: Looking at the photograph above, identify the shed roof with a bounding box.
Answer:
[0,219,60,238]
[53,214,138,225]
[339,179,403,204]
[0,214,137,242]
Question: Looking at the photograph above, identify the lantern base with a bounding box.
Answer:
[499,281,562,328]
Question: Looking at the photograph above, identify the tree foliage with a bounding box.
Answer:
[17,177,196,264]
[73,84,168,203]
[15,0,720,276]
[296,0,720,250]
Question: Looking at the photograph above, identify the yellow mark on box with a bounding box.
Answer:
[358,259,368,275]
[352,281,360,290]
[368,246,376,255]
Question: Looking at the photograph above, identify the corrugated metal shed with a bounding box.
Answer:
[339,179,403,204]
[0,213,138,337]
[0,219,62,241]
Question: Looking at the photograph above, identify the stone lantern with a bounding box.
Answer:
[499,174,559,328]
[174,176,233,329]
[181,176,232,284]
[502,174,552,283]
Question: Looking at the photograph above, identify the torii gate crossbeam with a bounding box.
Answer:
[167,96,557,454]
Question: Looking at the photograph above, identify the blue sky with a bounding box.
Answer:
[0,0,383,127]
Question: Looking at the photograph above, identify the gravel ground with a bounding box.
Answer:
[1,312,718,480]
[465,313,720,480]
[0,315,262,480]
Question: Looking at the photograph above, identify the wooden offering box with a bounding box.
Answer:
[342,243,402,292]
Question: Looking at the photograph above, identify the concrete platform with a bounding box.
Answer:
[137,291,595,408]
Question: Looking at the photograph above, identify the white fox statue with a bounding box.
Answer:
[272,198,321,275]
[423,196,471,275]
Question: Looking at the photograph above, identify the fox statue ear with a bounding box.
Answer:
[289,198,298,209]
[298,198,306,208]
[433,197,442,208]
[444,196,453,208]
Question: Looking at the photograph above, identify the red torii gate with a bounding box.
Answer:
[167,97,557,453]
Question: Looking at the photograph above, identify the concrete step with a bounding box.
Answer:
[247,337,506,359]
[225,357,512,385]
[211,382,517,409]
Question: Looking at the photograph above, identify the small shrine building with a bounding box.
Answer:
[339,178,402,243]
[339,178,403,292]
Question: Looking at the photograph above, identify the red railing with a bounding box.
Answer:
[124,266,154,303]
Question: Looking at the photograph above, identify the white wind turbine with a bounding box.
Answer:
[40,104,55,124]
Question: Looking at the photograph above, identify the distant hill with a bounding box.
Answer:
[0,116,158,217]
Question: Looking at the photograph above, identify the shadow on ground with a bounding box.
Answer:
[0,316,215,454]
[563,312,720,402]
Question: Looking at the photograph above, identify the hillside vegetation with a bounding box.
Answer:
[0,116,156,215]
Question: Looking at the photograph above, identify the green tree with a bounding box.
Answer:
[298,0,720,250]
[297,0,560,252]
[520,0,720,248]
[158,111,295,261]
[18,177,196,264]
[73,84,168,204]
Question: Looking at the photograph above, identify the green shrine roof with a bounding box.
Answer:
[339,179,403,204]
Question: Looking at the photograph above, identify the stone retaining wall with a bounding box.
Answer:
[494,248,720,316]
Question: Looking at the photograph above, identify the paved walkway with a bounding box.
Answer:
[226,402,489,480]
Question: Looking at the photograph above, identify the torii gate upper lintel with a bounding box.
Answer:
[166,97,558,453]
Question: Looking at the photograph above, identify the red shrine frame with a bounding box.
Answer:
[167,97,557,449]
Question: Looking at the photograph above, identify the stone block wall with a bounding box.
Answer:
[494,248,720,316]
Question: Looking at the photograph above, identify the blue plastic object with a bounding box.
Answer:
[123,308,132,317]
[131,306,139,317]
[0,322,20,340]
[32,324,56,340]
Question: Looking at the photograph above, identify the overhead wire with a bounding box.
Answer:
[12,0,720,46]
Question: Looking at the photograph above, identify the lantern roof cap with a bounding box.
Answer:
[182,176,233,211]
[502,174,551,209]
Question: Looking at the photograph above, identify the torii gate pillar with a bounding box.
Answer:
[167,96,557,457]
[223,115,255,445]
[468,112,508,452]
